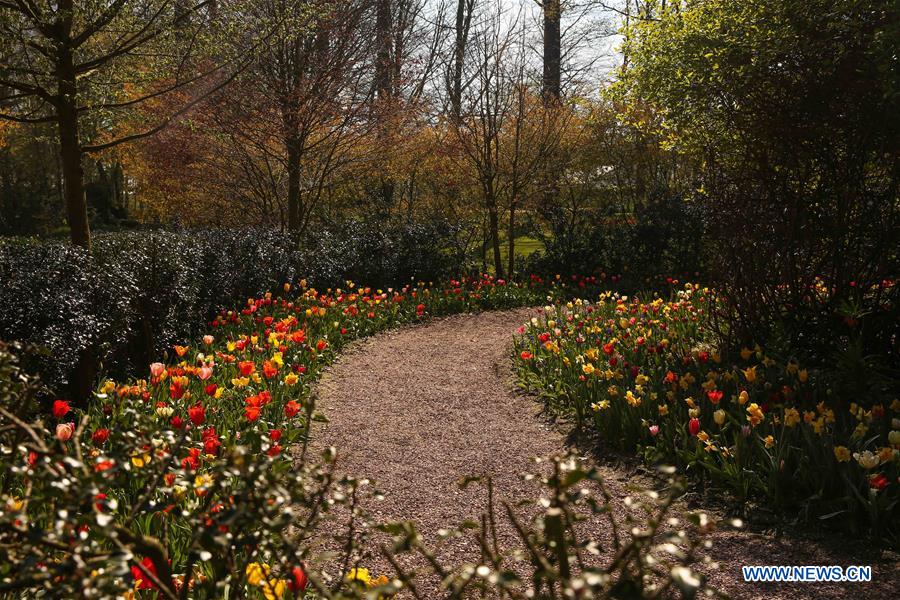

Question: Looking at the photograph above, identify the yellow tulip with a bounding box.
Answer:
[246,562,271,586]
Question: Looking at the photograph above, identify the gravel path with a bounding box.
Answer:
[312,309,897,598]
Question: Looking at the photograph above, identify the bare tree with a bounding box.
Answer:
[452,2,566,277]
[220,0,373,233]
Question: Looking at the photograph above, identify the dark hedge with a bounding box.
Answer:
[0,219,470,398]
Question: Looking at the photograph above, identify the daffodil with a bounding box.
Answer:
[746,403,764,427]
[833,446,852,462]
[784,407,801,428]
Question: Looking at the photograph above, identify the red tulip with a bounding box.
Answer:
[244,405,261,421]
[131,557,159,590]
[238,361,255,376]
[52,399,70,419]
[263,360,278,379]
[688,418,701,437]
[284,400,301,418]
[188,404,205,426]
[203,436,221,456]
[290,565,309,592]
[869,474,888,491]
[91,428,110,445]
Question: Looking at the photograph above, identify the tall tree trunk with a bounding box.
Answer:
[507,200,516,279]
[450,0,474,121]
[489,205,503,278]
[542,0,561,104]
[286,136,302,231]
[375,0,393,102]
[541,1,563,222]
[57,48,90,249]
[375,0,395,210]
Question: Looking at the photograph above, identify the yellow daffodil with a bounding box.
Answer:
[746,403,765,427]
[833,446,852,462]
[784,407,801,428]
[625,390,641,407]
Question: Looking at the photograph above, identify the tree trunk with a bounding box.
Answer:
[542,0,561,104]
[507,201,516,279]
[286,136,302,231]
[489,206,503,278]
[57,48,90,249]
[375,0,393,102]
[451,0,473,121]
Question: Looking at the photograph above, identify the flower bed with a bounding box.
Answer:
[1,275,562,598]
[514,284,899,538]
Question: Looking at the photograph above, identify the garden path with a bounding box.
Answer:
[312,309,896,599]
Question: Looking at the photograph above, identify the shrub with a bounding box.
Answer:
[528,195,707,291]
[0,220,470,398]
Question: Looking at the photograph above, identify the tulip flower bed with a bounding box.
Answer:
[514,285,899,539]
[1,275,566,598]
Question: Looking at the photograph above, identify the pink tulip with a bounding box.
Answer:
[649,425,659,437]
[56,422,74,442]
[150,362,165,378]
[203,335,214,345]
[198,366,213,381]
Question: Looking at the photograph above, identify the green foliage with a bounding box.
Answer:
[612,0,900,362]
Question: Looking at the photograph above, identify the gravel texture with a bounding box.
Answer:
[311,309,898,598]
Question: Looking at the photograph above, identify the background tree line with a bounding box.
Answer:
[1,0,897,359]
